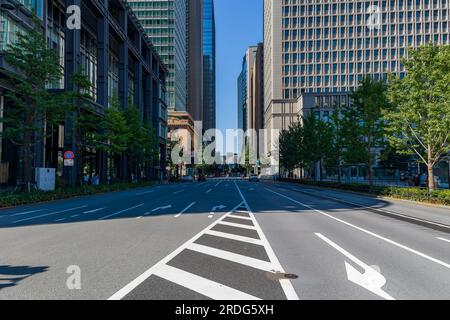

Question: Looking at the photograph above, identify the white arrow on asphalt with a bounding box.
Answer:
[316,233,395,300]
[208,205,226,218]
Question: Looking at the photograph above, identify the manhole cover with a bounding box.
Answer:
[266,271,299,280]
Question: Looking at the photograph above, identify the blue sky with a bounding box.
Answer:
[215,0,262,137]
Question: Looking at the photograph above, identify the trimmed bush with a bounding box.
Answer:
[281,179,450,206]
[0,181,155,208]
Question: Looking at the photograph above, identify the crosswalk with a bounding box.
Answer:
[109,202,299,300]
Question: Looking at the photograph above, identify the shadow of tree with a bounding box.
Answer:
[0,265,49,290]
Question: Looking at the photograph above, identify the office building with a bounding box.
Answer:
[264,0,450,150]
[237,46,257,133]
[202,0,216,132]
[0,0,168,185]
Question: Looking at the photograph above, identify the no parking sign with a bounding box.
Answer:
[64,151,75,166]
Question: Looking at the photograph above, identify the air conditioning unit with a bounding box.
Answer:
[35,168,56,191]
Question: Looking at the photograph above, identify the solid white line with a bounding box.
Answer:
[234,182,300,301]
[265,187,450,271]
[204,230,264,245]
[308,191,450,230]
[83,207,107,214]
[99,204,144,220]
[11,210,44,217]
[218,221,257,230]
[437,237,450,244]
[175,202,196,218]
[108,203,244,300]
[12,206,88,224]
[153,265,261,300]
[227,214,253,221]
[187,243,274,272]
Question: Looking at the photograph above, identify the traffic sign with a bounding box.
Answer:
[64,151,75,160]
[64,159,74,167]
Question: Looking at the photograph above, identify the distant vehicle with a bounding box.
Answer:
[197,174,207,182]
[249,174,260,182]
[181,175,194,183]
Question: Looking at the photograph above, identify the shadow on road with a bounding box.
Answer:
[0,265,49,290]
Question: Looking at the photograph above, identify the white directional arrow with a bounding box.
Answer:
[208,205,226,218]
[316,233,395,301]
[152,205,172,213]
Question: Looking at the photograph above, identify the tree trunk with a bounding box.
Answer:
[23,128,33,187]
[428,163,436,191]
[367,132,373,186]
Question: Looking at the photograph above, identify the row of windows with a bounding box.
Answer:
[283,60,405,75]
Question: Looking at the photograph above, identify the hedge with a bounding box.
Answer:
[0,181,155,208]
[281,179,450,206]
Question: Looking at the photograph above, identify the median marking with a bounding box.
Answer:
[266,187,450,271]
[99,204,144,220]
[175,202,196,218]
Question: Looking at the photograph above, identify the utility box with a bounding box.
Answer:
[35,168,56,191]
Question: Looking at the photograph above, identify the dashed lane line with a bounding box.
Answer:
[12,206,88,224]
[99,204,144,220]
[437,237,450,244]
[175,202,196,218]
[83,207,107,214]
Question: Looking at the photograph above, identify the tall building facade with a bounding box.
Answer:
[0,0,168,185]
[264,0,450,148]
[187,0,204,123]
[129,0,187,112]
[237,46,257,133]
[202,0,216,132]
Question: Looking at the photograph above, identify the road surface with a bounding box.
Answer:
[0,179,449,300]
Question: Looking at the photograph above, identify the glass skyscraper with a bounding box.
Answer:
[129,0,187,111]
[202,0,216,131]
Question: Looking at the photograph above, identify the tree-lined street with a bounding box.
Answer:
[0,179,449,300]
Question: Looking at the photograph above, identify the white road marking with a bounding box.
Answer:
[208,205,226,219]
[214,181,223,187]
[437,237,450,244]
[174,189,186,195]
[70,215,80,218]
[12,206,88,224]
[136,190,155,196]
[109,203,247,300]
[10,210,44,217]
[206,189,212,194]
[187,243,275,272]
[55,218,66,222]
[153,265,260,300]
[151,205,172,213]
[316,233,395,300]
[175,202,196,218]
[83,207,107,214]
[234,182,300,300]
[266,188,450,271]
[205,230,264,245]
[217,221,256,230]
[227,214,253,221]
[99,204,144,220]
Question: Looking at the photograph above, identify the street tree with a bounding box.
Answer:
[386,44,450,190]
[348,77,388,185]
[1,17,71,189]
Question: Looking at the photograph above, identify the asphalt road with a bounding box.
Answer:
[0,179,449,300]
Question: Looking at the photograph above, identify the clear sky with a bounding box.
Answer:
[215,0,263,152]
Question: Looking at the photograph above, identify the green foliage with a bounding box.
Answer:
[0,16,73,183]
[386,44,450,189]
[0,181,155,208]
[281,179,450,206]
